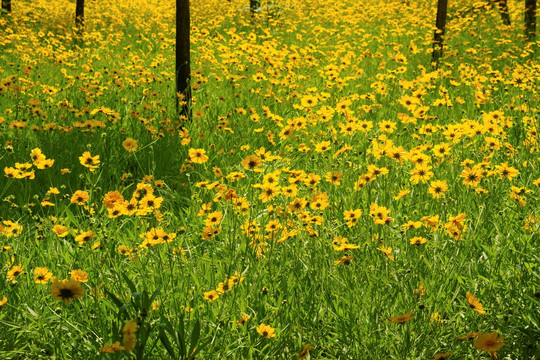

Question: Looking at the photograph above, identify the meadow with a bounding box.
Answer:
[0,0,539,358]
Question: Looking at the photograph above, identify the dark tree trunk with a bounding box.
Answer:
[432,0,448,67]
[176,0,191,121]
[1,0,12,14]
[250,0,259,14]
[75,0,84,28]
[498,0,511,25]
[525,0,536,42]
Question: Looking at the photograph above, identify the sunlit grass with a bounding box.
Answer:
[0,0,539,358]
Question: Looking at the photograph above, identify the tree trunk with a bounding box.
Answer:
[525,0,536,42]
[75,0,84,28]
[250,0,259,14]
[498,0,511,25]
[176,0,191,121]
[1,0,12,14]
[432,0,448,67]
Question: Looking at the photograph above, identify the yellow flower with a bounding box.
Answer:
[7,264,24,283]
[0,296,7,309]
[428,180,448,199]
[50,278,84,304]
[122,319,139,353]
[78,151,100,171]
[99,341,125,353]
[52,225,69,237]
[410,236,427,246]
[103,190,125,209]
[298,344,314,360]
[204,290,219,302]
[122,137,138,152]
[388,311,414,324]
[75,230,96,245]
[474,332,504,356]
[241,155,262,170]
[376,246,394,261]
[33,267,53,284]
[70,269,89,283]
[256,323,276,338]
[237,314,251,326]
[71,190,89,205]
[188,148,208,164]
[466,291,486,314]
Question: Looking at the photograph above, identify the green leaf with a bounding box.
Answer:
[104,289,124,309]
[148,285,163,307]
[122,273,137,294]
[188,319,200,358]
[159,327,176,359]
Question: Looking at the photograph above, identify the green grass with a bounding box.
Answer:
[0,0,539,358]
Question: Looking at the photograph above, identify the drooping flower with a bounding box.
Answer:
[466,291,487,314]
[388,311,414,324]
[474,332,504,357]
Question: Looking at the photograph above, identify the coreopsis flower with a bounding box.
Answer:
[205,211,223,227]
[0,296,7,309]
[258,184,281,203]
[410,236,427,246]
[474,332,504,357]
[122,319,138,353]
[70,269,88,282]
[393,189,410,200]
[7,264,24,282]
[79,151,100,171]
[332,236,359,251]
[410,164,434,184]
[122,138,138,152]
[334,255,353,265]
[204,290,219,302]
[466,291,487,314]
[428,180,448,198]
[33,267,53,284]
[369,204,391,225]
[99,341,125,353]
[298,344,314,360]
[50,278,84,304]
[377,246,394,261]
[432,352,451,360]
[314,141,331,152]
[103,190,124,209]
[216,279,234,294]
[388,311,414,324]
[256,323,276,338]
[343,209,362,227]
[241,155,262,170]
[30,148,46,165]
[138,194,163,211]
[71,190,89,205]
[237,314,251,326]
[495,162,519,180]
[325,171,342,185]
[75,230,96,245]
[461,167,482,187]
[188,148,208,164]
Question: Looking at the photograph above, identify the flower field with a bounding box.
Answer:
[0,0,539,358]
